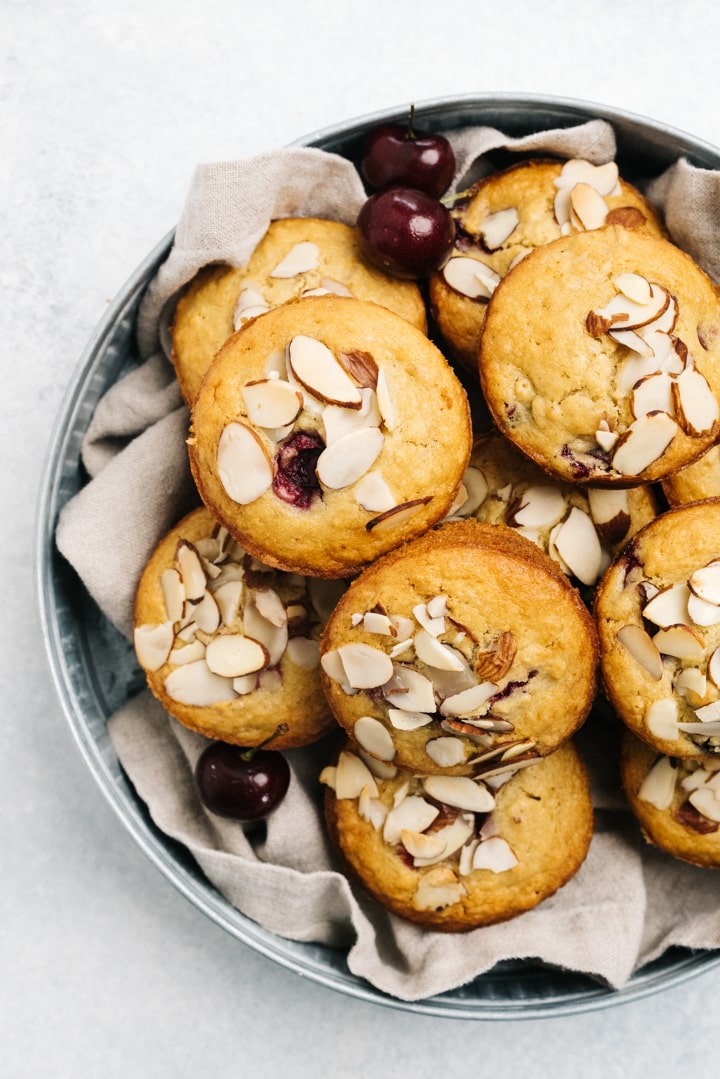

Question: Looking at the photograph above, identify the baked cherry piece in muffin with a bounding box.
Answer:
[188,295,472,578]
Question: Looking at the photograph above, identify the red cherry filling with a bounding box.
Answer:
[273,430,324,508]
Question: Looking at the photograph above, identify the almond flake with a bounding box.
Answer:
[570,182,608,230]
[213,579,244,627]
[631,371,675,420]
[333,750,379,800]
[362,611,394,636]
[353,715,395,761]
[694,700,720,723]
[358,787,388,829]
[422,775,495,813]
[687,592,720,627]
[708,646,720,687]
[474,631,517,682]
[242,378,303,430]
[387,708,434,730]
[414,814,475,868]
[413,868,466,911]
[455,466,488,516]
[232,672,258,695]
[217,422,274,505]
[611,412,677,476]
[509,484,566,529]
[205,634,269,677]
[336,349,379,389]
[609,327,656,357]
[285,637,320,670]
[614,272,653,305]
[287,335,362,409]
[439,681,497,718]
[233,285,270,329]
[688,786,720,823]
[652,624,705,661]
[672,366,719,436]
[594,284,670,332]
[383,795,438,844]
[425,737,466,767]
[164,659,237,705]
[472,836,518,873]
[383,665,436,712]
[412,629,464,671]
[353,470,396,513]
[375,368,395,431]
[316,426,384,489]
[366,497,431,533]
[401,829,447,860]
[643,583,690,628]
[442,255,500,300]
[252,587,287,629]
[478,207,519,250]
[176,541,207,603]
[269,241,320,278]
[689,560,720,605]
[412,601,446,637]
[552,506,603,585]
[587,488,631,545]
[168,639,206,666]
[646,698,679,741]
[637,755,677,810]
[323,388,382,444]
[675,667,707,698]
[617,624,663,680]
[193,589,221,634]
[134,622,174,672]
[334,642,392,689]
[243,595,288,667]
[556,159,619,196]
[159,568,185,624]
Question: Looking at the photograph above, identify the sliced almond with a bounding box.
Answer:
[455,466,488,517]
[552,506,603,585]
[556,159,620,196]
[672,367,719,436]
[363,611,394,636]
[570,182,608,230]
[353,470,396,513]
[334,750,379,800]
[413,867,466,911]
[422,775,495,813]
[617,624,663,680]
[168,639,206,666]
[285,637,320,670]
[643,583,690,628]
[694,700,720,723]
[217,422,274,505]
[651,624,705,661]
[587,488,631,545]
[353,715,396,761]
[708,646,720,687]
[269,241,319,278]
[335,642,393,689]
[322,387,382,444]
[675,667,707,698]
[336,349,379,389]
[176,541,207,603]
[611,411,677,477]
[609,327,656,358]
[689,560,720,605]
[412,601,446,638]
[205,634,269,677]
[617,352,666,394]
[233,284,270,329]
[478,207,519,250]
[414,814,475,868]
[631,371,675,420]
[287,335,362,409]
[242,378,303,430]
[358,787,388,829]
[159,568,185,624]
[401,830,447,860]
[375,368,395,431]
[213,579,244,627]
[387,708,434,731]
[509,485,566,529]
[688,786,720,823]
[442,255,500,300]
[193,589,221,635]
[645,698,679,741]
[594,283,670,331]
[439,681,497,718]
[637,755,677,810]
[425,737,467,767]
[365,497,431,533]
[252,587,287,629]
[687,592,720,627]
[164,659,237,705]
[383,795,439,844]
[413,629,464,672]
[134,622,174,672]
[243,595,288,667]
[614,272,653,305]
[316,426,384,489]
[471,836,518,873]
[383,665,437,712]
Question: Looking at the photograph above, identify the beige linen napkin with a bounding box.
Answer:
[55,122,720,1002]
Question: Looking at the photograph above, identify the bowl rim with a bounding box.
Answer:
[35,92,720,1020]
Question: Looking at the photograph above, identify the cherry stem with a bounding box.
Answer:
[406,102,416,141]
[239,722,289,760]
[440,185,475,207]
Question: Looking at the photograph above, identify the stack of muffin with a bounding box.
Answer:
[133,155,720,935]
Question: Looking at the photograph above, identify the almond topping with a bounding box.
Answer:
[375,367,395,431]
[285,637,320,670]
[672,366,719,436]
[213,579,244,626]
[471,836,518,873]
[414,628,465,672]
[243,595,288,667]
[287,335,363,408]
[455,466,489,516]
[205,634,269,677]
[651,624,705,661]
[425,737,466,767]
[334,750,379,800]
[387,708,434,730]
[689,560,720,605]
[478,207,519,250]
[164,659,237,705]
[556,159,620,196]
[630,371,674,420]
[336,642,393,689]
[509,484,566,529]
[413,867,466,911]
[617,624,663,680]
[611,412,677,476]
[322,387,381,444]
[242,379,303,430]
[383,796,438,844]
[134,622,174,672]
[233,285,270,329]
[614,272,653,305]
[474,631,517,682]
[160,568,185,623]
[353,470,396,513]
[422,775,495,813]
[552,506,603,586]
[643,583,690,628]
[645,698,679,741]
[269,241,320,278]
[401,830,447,860]
[176,540,207,603]
[675,667,707,698]
[593,283,670,332]
[365,497,431,533]
[383,665,436,712]
[439,681,498,718]
[217,422,274,505]
[442,255,500,300]
[316,426,384,489]
[637,755,677,810]
[336,350,379,389]
[570,182,608,230]
[353,716,396,761]
[708,647,720,687]
[687,593,720,628]
[587,488,631,545]
[688,787,720,823]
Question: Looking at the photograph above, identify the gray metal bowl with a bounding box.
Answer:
[36,93,720,1019]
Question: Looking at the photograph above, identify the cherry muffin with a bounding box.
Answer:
[319,519,598,775]
[132,506,341,748]
[429,158,663,373]
[479,225,720,486]
[321,738,593,930]
[172,217,427,404]
[595,499,720,760]
[188,295,472,578]
[620,729,720,868]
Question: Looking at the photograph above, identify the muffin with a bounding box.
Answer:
[321,739,593,930]
[171,217,428,404]
[595,499,720,760]
[132,506,341,748]
[620,729,720,868]
[662,443,720,507]
[449,429,658,590]
[479,225,720,486]
[429,157,663,373]
[188,295,472,578]
[319,519,598,775]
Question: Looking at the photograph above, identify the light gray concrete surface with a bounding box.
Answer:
[4,2,720,1075]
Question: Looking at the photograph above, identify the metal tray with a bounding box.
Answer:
[36,93,720,1019]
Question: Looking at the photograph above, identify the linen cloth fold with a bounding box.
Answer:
[55,119,720,1002]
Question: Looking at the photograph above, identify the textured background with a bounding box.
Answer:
[5,1,720,1074]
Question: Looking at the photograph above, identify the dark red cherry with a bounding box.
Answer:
[195,728,290,821]
[356,186,455,280]
[273,429,324,508]
[360,106,455,198]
